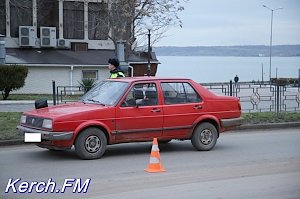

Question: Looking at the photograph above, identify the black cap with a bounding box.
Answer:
[108,58,120,67]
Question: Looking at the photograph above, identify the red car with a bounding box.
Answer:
[17,77,242,159]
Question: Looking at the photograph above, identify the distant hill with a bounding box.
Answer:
[154,45,300,57]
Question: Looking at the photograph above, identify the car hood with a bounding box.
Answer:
[24,102,109,119]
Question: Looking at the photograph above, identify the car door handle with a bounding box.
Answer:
[151,108,161,113]
[193,105,202,110]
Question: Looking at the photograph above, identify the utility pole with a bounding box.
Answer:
[262,5,283,83]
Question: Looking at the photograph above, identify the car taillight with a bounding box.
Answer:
[238,101,241,111]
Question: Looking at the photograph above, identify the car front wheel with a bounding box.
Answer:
[75,127,107,160]
[191,122,218,151]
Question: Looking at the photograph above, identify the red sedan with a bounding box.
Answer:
[17,77,242,159]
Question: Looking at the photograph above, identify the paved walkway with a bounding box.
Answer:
[0,100,54,112]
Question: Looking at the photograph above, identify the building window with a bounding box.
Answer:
[10,0,33,37]
[37,0,59,38]
[82,70,98,80]
[63,1,84,39]
[0,0,5,35]
[88,2,109,40]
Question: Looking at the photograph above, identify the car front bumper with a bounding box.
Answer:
[220,117,243,128]
[17,125,73,141]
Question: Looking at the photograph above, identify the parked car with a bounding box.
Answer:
[17,77,242,159]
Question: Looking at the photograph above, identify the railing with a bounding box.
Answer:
[202,81,300,113]
[55,86,84,104]
[53,81,300,113]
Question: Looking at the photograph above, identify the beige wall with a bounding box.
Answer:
[13,66,110,94]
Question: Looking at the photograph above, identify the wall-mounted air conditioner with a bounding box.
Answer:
[40,27,56,47]
[57,39,70,49]
[19,26,36,47]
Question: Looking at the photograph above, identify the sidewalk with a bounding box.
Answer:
[0,100,54,112]
[0,100,54,104]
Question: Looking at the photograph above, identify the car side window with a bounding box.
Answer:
[121,83,158,107]
[161,82,202,105]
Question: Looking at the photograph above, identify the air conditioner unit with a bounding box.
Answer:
[40,27,56,47]
[57,39,70,49]
[19,26,36,47]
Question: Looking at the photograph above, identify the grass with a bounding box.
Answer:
[242,112,300,124]
[3,94,82,101]
[0,112,23,140]
[5,94,53,100]
[0,112,299,141]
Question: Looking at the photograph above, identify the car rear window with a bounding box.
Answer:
[161,82,202,104]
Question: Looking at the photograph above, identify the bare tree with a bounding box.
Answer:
[133,0,187,49]
[103,0,187,57]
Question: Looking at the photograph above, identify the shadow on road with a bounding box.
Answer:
[19,140,234,161]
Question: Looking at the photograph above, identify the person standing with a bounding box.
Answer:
[234,75,239,83]
[108,58,125,78]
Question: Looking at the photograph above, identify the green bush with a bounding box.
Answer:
[0,65,28,100]
[78,78,96,93]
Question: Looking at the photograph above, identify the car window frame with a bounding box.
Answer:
[160,81,202,105]
[119,81,159,108]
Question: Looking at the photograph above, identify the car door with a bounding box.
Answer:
[161,81,203,137]
[114,82,163,141]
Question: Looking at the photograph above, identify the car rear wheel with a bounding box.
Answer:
[75,127,107,160]
[191,122,218,151]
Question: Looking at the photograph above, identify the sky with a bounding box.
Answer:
[156,0,300,46]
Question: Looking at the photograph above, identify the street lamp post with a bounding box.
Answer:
[146,24,152,76]
[262,5,282,83]
[261,63,264,83]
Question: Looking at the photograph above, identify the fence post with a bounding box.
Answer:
[298,68,300,88]
[229,80,233,96]
[52,80,56,105]
[276,84,279,116]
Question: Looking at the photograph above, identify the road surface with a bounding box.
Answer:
[1,128,300,199]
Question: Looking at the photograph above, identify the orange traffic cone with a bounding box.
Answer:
[144,138,166,173]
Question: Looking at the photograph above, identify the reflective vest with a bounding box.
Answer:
[110,71,125,78]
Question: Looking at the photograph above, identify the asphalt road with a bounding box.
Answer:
[1,128,300,199]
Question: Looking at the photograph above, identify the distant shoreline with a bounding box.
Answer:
[154,45,300,57]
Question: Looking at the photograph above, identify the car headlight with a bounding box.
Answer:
[42,119,53,129]
[20,115,27,124]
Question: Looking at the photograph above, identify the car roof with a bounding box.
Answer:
[106,77,193,83]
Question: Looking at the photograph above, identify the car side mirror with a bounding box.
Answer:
[35,98,48,109]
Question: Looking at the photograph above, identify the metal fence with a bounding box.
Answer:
[53,81,300,113]
[202,81,300,113]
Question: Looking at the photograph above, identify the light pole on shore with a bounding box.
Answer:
[262,5,282,83]
[261,63,264,83]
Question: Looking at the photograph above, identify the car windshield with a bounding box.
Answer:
[81,81,128,106]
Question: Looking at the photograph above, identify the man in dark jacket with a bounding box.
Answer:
[108,58,125,78]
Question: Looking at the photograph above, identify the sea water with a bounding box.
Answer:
[156,56,300,83]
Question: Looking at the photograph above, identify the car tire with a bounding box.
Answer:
[75,127,107,160]
[191,122,218,151]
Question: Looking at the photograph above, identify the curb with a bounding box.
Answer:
[236,121,300,131]
[0,139,30,146]
[1,122,299,147]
